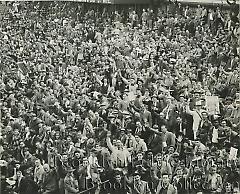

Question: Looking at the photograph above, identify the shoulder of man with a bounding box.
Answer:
[140,180,148,185]
[168,183,177,191]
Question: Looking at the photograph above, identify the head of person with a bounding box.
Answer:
[137,152,143,160]
[19,141,25,149]
[195,101,202,110]
[135,88,141,97]
[115,172,122,182]
[74,150,81,159]
[133,172,141,183]
[161,125,168,133]
[35,159,41,167]
[159,112,165,119]
[135,135,141,143]
[24,147,30,157]
[95,111,99,118]
[221,120,227,127]
[116,140,122,149]
[156,154,162,163]
[126,129,132,137]
[224,182,232,193]
[161,173,170,185]
[82,157,89,167]
[16,170,23,179]
[176,167,183,177]
[194,92,200,99]
[43,164,50,173]
[201,111,208,120]
[213,119,220,127]
[210,165,217,175]
[168,146,175,154]
[62,154,68,163]
[176,116,182,123]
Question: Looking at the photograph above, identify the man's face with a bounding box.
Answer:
[83,159,88,167]
[137,153,143,160]
[56,133,60,139]
[134,174,140,182]
[168,147,174,153]
[135,136,140,143]
[214,120,219,127]
[115,174,121,182]
[161,125,167,133]
[116,140,121,148]
[194,93,200,99]
[14,129,19,136]
[162,175,170,184]
[17,171,22,178]
[176,117,182,123]
[159,113,164,119]
[147,151,153,159]
[113,140,117,146]
[67,137,71,142]
[136,89,141,96]
[62,155,68,162]
[156,156,162,163]
[75,152,80,158]
[24,150,29,156]
[221,121,227,127]
[43,165,50,173]
[35,160,40,167]
[95,112,99,118]
[211,167,217,174]
[176,169,183,176]
[202,112,208,119]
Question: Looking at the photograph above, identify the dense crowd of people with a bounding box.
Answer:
[0,1,240,194]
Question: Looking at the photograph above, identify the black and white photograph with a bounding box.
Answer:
[0,0,240,194]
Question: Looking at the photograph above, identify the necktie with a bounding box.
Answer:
[135,182,141,193]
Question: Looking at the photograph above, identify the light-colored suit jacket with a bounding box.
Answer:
[132,180,151,194]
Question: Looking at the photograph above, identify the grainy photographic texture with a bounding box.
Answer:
[0,1,240,194]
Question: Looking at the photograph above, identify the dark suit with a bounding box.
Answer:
[148,133,162,154]
[42,170,59,194]
[148,131,175,154]
[109,179,129,194]
[171,121,187,136]
[15,176,38,194]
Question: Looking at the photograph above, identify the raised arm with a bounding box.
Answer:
[106,132,114,152]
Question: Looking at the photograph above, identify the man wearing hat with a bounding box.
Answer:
[64,166,79,194]
[156,172,177,194]
[148,125,162,154]
[186,99,205,140]
[140,104,152,128]
[125,171,151,194]
[109,170,129,194]
[205,165,223,194]
[42,163,59,194]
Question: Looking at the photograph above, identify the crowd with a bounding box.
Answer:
[0,1,240,194]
